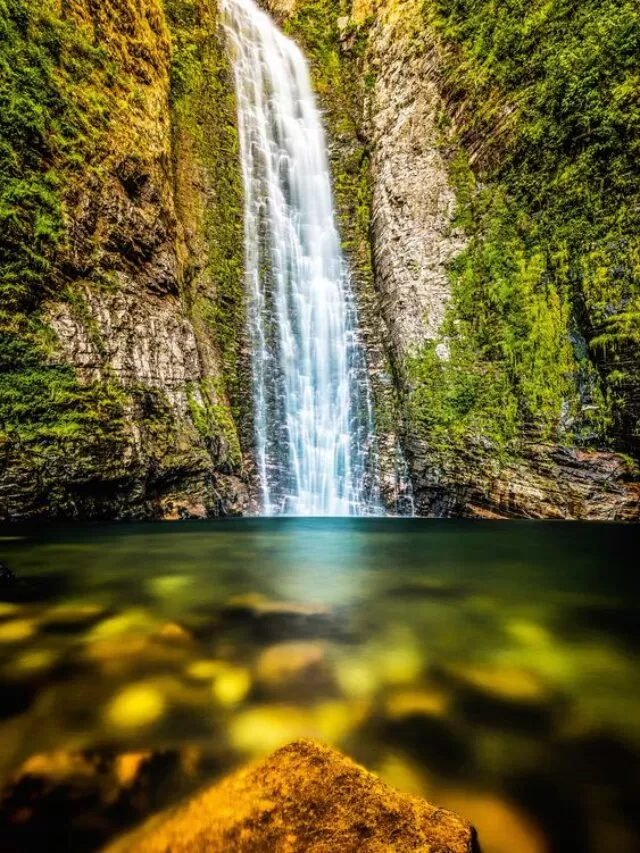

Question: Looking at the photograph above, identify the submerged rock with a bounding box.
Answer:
[0,619,37,644]
[440,662,558,732]
[440,789,547,853]
[386,578,468,600]
[105,739,476,852]
[42,604,107,633]
[221,595,350,641]
[255,641,333,697]
[384,686,451,721]
[229,705,318,756]
[211,666,252,707]
[104,684,167,730]
[443,663,552,705]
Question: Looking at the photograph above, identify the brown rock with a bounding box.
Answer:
[157,622,194,645]
[255,641,333,696]
[440,789,546,853]
[104,739,476,852]
[222,596,350,641]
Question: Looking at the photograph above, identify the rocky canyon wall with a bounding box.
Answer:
[0,0,249,519]
[1,0,638,520]
[270,0,640,520]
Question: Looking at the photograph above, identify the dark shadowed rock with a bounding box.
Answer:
[104,738,477,852]
[221,594,356,642]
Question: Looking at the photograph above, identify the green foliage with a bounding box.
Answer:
[0,319,126,443]
[165,0,246,460]
[412,0,640,454]
[0,0,112,310]
[187,377,242,469]
[0,0,125,446]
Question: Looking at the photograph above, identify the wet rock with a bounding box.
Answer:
[221,595,351,641]
[440,663,557,732]
[147,575,193,598]
[105,739,476,852]
[255,641,334,697]
[505,619,554,649]
[0,619,37,644]
[104,684,167,730]
[384,686,451,721]
[441,789,546,853]
[42,604,107,634]
[11,649,59,676]
[157,622,193,645]
[88,609,159,642]
[81,632,189,677]
[444,664,552,705]
[386,578,468,600]
[184,659,227,681]
[412,441,640,520]
[335,656,379,699]
[0,602,22,620]
[372,627,425,686]
[0,746,219,853]
[211,666,252,707]
[230,705,318,756]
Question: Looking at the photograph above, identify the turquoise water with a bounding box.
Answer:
[0,520,638,852]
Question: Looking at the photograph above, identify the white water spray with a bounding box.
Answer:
[222,0,381,516]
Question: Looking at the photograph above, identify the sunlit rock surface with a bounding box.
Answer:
[104,739,476,852]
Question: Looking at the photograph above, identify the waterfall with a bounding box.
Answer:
[222,0,381,516]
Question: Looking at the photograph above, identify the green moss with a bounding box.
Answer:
[165,0,246,457]
[0,0,128,449]
[408,0,640,458]
[187,377,242,469]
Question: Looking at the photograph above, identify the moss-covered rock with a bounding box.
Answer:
[105,738,476,852]
[0,0,248,519]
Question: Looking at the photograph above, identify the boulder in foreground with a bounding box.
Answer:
[104,738,476,852]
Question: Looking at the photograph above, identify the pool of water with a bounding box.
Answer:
[0,519,638,852]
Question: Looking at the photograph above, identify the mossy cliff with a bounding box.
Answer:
[2,0,639,519]
[267,0,640,519]
[0,0,248,519]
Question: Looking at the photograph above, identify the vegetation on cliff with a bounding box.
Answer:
[0,0,126,448]
[408,0,640,463]
[166,0,246,461]
[0,0,247,516]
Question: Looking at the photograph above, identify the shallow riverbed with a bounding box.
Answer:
[0,519,638,852]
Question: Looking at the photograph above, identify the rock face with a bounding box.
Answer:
[366,0,464,360]
[270,0,640,520]
[2,0,638,520]
[104,738,476,852]
[411,439,640,519]
[0,0,248,520]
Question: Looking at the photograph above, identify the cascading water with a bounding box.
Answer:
[222,0,382,516]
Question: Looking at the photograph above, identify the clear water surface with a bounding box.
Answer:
[0,520,638,852]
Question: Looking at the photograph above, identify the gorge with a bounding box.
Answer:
[0,0,639,520]
[1,4,640,849]
[222,0,381,516]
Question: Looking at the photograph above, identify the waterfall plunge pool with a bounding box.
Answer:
[0,519,638,852]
